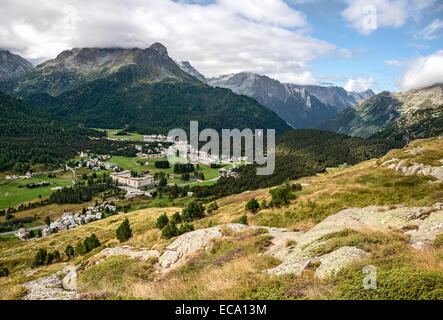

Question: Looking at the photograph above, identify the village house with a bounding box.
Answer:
[110,170,154,189]
[16,228,28,240]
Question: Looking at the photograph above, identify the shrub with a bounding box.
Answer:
[337,267,443,300]
[433,234,443,249]
[65,245,74,258]
[75,242,87,256]
[0,267,9,277]
[182,201,205,222]
[171,212,182,224]
[207,202,219,214]
[260,199,268,209]
[84,234,101,252]
[179,222,195,234]
[161,222,180,240]
[234,215,248,225]
[116,219,132,243]
[156,213,169,230]
[269,183,296,207]
[32,248,47,268]
[245,198,260,213]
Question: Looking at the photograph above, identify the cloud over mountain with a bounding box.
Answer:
[0,0,335,84]
[399,50,443,89]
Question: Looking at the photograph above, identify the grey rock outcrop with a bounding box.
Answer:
[0,49,33,81]
[157,223,249,272]
[381,158,443,182]
[95,246,160,261]
[22,267,80,300]
[265,205,443,277]
[61,266,78,291]
[314,246,367,279]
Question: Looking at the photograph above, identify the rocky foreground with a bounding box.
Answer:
[21,203,443,300]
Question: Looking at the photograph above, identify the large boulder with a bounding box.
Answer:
[157,224,248,272]
[264,205,443,276]
[61,266,78,291]
[22,270,80,300]
[314,246,368,279]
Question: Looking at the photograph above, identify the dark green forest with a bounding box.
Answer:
[191,129,404,199]
[25,77,291,134]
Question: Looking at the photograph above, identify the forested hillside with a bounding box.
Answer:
[26,78,291,134]
[191,129,403,198]
[0,91,142,171]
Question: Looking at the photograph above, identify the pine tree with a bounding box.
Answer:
[65,245,74,258]
[245,198,260,213]
[156,213,169,230]
[116,218,132,243]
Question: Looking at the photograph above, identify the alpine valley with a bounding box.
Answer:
[0,41,442,302]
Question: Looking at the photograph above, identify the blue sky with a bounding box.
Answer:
[292,0,443,92]
[1,0,442,92]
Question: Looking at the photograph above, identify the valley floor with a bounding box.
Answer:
[0,137,442,300]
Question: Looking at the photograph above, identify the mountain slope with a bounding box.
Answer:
[178,61,208,84]
[0,50,34,82]
[208,72,338,128]
[6,44,198,97]
[290,84,374,112]
[0,91,104,171]
[5,44,291,134]
[315,84,443,138]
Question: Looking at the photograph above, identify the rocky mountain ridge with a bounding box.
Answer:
[315,83,443,138]
[0,50,34,82]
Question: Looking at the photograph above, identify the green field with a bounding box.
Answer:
[0,174,73,209]
[108,156,232,184]
[95,129,145,142]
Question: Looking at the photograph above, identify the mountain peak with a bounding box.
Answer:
[0,50,34,81]
[149,42,168,55]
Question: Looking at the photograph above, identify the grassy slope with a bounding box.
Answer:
[1,137,442,300]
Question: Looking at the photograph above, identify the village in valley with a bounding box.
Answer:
[0,131,244,242]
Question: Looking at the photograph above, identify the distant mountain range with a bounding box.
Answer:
[0,50,34,82]
[178,62,374,128]
[2,45,441,142]
[0,44,291,134]
[315,83,443,140]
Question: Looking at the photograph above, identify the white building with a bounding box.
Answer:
[110,170,154,189]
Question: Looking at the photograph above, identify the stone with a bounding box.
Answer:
[22,272,80,300]
[95,246,160,262]
[267,259,313,276]
[314,246,368,280]
[61,266,77,291]
[156,223,284,273]
[264,205,443,275]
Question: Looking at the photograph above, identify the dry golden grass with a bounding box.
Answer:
[1,136,443,300]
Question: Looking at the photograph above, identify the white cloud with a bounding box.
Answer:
[219,0,307,27]
[0,0,336,84]
[416,19,443,40]
[385,59,402,67]
[399,50,443,89]
[341,0,436,35]
[344,77,374,92]
[337,47,367,59]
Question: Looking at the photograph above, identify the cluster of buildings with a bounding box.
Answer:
[6,171,39,181]
[16,202,120,240]
[144,135,173,143]
[165,140,250,165]
[80,156,119,171]
[110,170,154,190]
[218,167,239,178]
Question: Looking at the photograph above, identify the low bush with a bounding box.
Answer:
[116,219,132,243]
[337,267,443,300]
